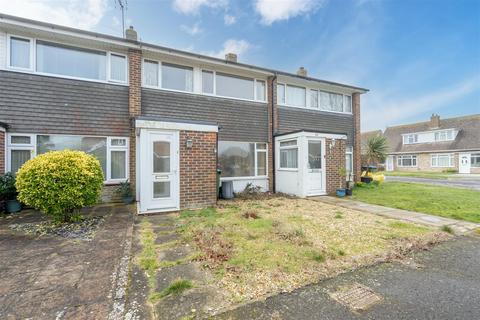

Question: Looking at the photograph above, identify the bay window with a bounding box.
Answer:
[218,142,268,178]
[279,140,298,169]
[431,154,454,167]
[161,63,193,92]
[397,155,417,167]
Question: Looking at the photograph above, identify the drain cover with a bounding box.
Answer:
[329,283,382,311]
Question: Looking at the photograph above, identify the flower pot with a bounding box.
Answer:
[336,188,346,197]
[6,200,21,213]
[122,196,134,205]
[345,188,353,196]
[361,176,373,184]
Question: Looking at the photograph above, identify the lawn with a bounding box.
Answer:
[384,171,457,179]
[175,197,447,304]
[352,182,480,223]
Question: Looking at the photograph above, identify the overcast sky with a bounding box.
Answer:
[1,0,479,131]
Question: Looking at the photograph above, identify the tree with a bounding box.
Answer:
[365,135,388,165]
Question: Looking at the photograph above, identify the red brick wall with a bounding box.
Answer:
[0,129,5,175]
[352,93,361,182]
[266,76,278,192]
[179,130,217,209]
[128,49,142,192]
[326,138,346,195]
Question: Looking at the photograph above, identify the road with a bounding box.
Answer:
[216,236,480,320]
[386,175,480,190]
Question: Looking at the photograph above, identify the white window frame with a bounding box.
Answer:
[278,139,299,171]
[346,146,353,178]
[6,133,129,183]
[397,155,417,167]
[434,130,455,142]
[159,62,194,93]
[6,34,34,72]
[6,34,128,85]
[107,52,128,84]
[142,59,160,88]
[218,141,269,180]
[471,153,480,168]
[277,82,353,114]
[431,153,454,168]
[201,69,216,95]
[402,134,418,145]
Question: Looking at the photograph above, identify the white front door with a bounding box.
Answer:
[140,130,179,213]
[459,153,471,174]
[306,139,326,196]
[386,156,394,171]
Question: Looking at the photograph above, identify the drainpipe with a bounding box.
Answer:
[271,74,277,193]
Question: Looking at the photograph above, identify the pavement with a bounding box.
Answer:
[313,196,480,235]
[0,204,134,320]
[215,235,480,320]
[386,175,480,191]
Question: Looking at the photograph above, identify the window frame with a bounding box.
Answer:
[6,34,34,72]
[218,141,268,180]
[160,62,194,93]
[107,52,128,84]
[434,130,455,142]
[345,146,353,177]
[5,133,129,183]
[397,155,417,167]
[471,153,480,168]
[278,139,299,171]
[402,134,418,145]
[431,153,454,168]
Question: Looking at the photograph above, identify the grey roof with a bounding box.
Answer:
[383,114,480,154]
[0,121,8,129]
[0,13,368,93]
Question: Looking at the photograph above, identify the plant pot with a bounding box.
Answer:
[345,188,353,196]
[6,200,21,213]
[336,188,346,197]
[122,196,134,205]
[361,176,373,184]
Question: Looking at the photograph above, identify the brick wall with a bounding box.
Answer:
[0,129,5,175]
[267,76,278,192]
[128,49,142,193]
[326,138,346,195]
[179,130,217,209]
[352,93,361,182]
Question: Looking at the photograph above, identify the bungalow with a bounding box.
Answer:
[0,14,367,213]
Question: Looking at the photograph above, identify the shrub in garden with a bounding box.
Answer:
[16,150,104,222]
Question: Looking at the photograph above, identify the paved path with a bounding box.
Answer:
[0,204,134,320]
[216,235,480,320]
[313,196,479,234]
[386,175,480,191]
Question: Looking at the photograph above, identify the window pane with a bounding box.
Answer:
[277,84,285,104]
[36,41,106,80]
[280,140,296,147]
[310,90,319,108]
[111,150,126,179]
[320,91,330,110]
[344,95,352,113]
[11,136,31,144]
[153,141,170,173]
[471,154,480,167]
[346,154,353,172]
[216,73,254,100]
[218,141,255,177]
[257,143,267,150]
[10,37,30,69]
[202,70,214,94]
[36,135,107,178]
[332,93,343,112]
[280,149,298,169]
[10,150,31,173]
[144,60,159,86]
[153,181,170,198]
[256,80,266,101]
[257,151,266,176]
[308,141,322,169]
[111,138,127,146]
[286,85,306,107]
[161,63,193,92]
[110,54,126,82]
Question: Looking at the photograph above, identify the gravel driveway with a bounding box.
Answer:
[386,175,480,190]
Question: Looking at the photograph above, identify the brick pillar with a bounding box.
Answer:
[266,76,278,192]
[326,138,346,195]
[128,49,142,193]
[0,126,5,175]
[352,93,361,182]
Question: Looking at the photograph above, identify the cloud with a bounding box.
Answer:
[254,0,324,25]
[173,0,228,15]
[180,22,203,35]
[362,76,480,131]
[224,14,237,25]
[206,39,252,59]
[0,0,107,30]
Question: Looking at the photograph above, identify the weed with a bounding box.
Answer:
[149,279,193,301]
[306,251,326,262]
[334,211,343,219]
[441,225,454,234]
[337,250,346,256]
[242,211,260,219]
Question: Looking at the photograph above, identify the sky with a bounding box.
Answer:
[1,0,479,131]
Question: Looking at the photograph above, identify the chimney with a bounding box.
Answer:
[225,53,237,62]
[430,113,440,129]
[297,66,307,77]
[125,26,137,41]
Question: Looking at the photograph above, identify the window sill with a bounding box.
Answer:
[220,176,268,181]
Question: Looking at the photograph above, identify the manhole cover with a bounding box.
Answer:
[329,283,382,311]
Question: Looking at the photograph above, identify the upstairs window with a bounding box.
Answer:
[161,63,193,92]
[319,91,343,112]
[144,60,159,87]
[255,80,266,101]
[202,70,214,94]
[286,85,306,107]
[310,89,319,108]
[216,72,254,100]
[9,36,32,70]
[109,53,127,83]
[434,130,454,142]
[277,84,286,105]
[403,134,418,144]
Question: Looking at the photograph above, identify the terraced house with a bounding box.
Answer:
[0,14,367,214]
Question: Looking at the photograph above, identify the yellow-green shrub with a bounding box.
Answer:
[16,150,104,222]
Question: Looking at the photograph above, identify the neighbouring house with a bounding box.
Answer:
[381,114,480,174]
[0,14,367,213]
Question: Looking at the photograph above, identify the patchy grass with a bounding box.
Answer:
[441,225,454,234]
[353,182,480,223]
[176,197,446,303]
[150,279,193,302]
[137,221,158,283]
[384,171,457,179]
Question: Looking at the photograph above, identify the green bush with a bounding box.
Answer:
[0,172,18,201]
[16,150,104,222]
